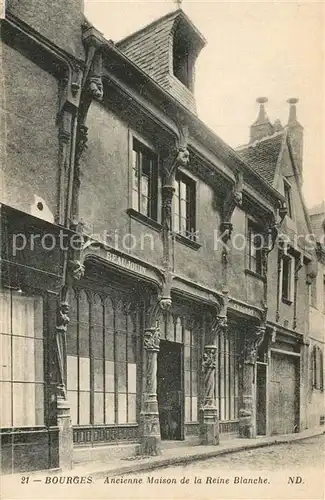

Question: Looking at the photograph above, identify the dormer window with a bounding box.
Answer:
[173,31,194,90]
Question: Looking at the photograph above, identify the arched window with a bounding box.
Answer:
[312,345,324,391]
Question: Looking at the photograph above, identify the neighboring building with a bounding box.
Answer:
[236,97,320,436]
[307,203,325,428]
[0,1,321,475]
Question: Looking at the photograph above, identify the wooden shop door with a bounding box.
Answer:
[270,353,299,435]
[157,340,184,440]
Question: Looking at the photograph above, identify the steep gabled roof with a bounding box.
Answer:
[236,130,286,185]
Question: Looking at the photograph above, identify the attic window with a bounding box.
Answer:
[283,179,293,219]
[173,32,193,90]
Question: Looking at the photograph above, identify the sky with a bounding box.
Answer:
[84,0,325,209]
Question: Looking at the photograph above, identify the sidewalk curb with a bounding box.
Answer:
[89,429,325,479]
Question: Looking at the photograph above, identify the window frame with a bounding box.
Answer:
[173,170,197,242]
[0,288,46,429]
[312,345,324,391]
[130,137,159,223]
[283,178,293,219]
[66,288,140,427]
[246,221,263,277]
[172,32,194,91]
[281,251,295,304]
[310,276,318,309]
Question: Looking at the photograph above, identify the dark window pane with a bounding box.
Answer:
[116,334,126,361]
[67,321,78,355]
[117,363,127,393]
[128,335,137,363]
[79,323,89,357]
[78,290,89,323]
[94,358,104,391]
[104,332,114,361]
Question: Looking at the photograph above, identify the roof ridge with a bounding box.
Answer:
[236,129,285,151]
[116,9,180,46]
[116,8,206,48]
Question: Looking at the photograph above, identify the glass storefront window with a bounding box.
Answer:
[67,289,139,426]
[0,290,44,428]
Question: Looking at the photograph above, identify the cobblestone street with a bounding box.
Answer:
[2,435,324,500]
[157,435,325,472]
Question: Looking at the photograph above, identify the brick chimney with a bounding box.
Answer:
[286,98,303,176]
[250,97,274,142]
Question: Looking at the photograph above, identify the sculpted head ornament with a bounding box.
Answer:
[176,147,190,167]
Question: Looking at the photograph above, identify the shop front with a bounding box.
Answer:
[0,204,68,474]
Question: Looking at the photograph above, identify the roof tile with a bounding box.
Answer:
[236,132,285,185]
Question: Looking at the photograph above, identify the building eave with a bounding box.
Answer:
[100,39,285,207]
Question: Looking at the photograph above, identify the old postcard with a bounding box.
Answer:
[0,0,324,499]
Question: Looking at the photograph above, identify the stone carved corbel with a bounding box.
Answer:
[88,52,104,101]
[265,326,277,351]
[242,325,266,365]
[161,141,190,270]
[67,259,85,281]
[71,25,105,222]
[220,172,243,263]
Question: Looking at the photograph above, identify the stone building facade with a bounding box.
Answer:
[0,2,322,474]
[307,203,325,428]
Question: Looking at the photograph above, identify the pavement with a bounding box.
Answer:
[2,426,324,481]
[71,427,325,477]
[72,426,325,478]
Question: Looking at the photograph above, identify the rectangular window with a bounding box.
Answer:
[284,179,293,219]
[67,289,139,426]
[216,326,240,421]
[282,254,294,302]
[312,346,324,391]
[132,139,158,221]
[0,290,44,428]
[183,321,198,423]
[311,278,318,308]
[247,222,263,275]
[173,172,196,240]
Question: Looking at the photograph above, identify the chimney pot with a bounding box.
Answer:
[249,97,273,142]
[287,98,299,105]
[286,97,303,177]
[257,97,268,104]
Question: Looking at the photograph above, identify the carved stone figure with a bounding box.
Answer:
[202,346,217,407]
[143,328,160,351]
[89,76,103,100]
[243,325,266,364]
[176,147,190,167]
[68,259,85,281]
[55,300,70,399]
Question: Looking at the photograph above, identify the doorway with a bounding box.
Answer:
[157,340,184,440]
[256,362,267,435]
[270,353,299,435]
